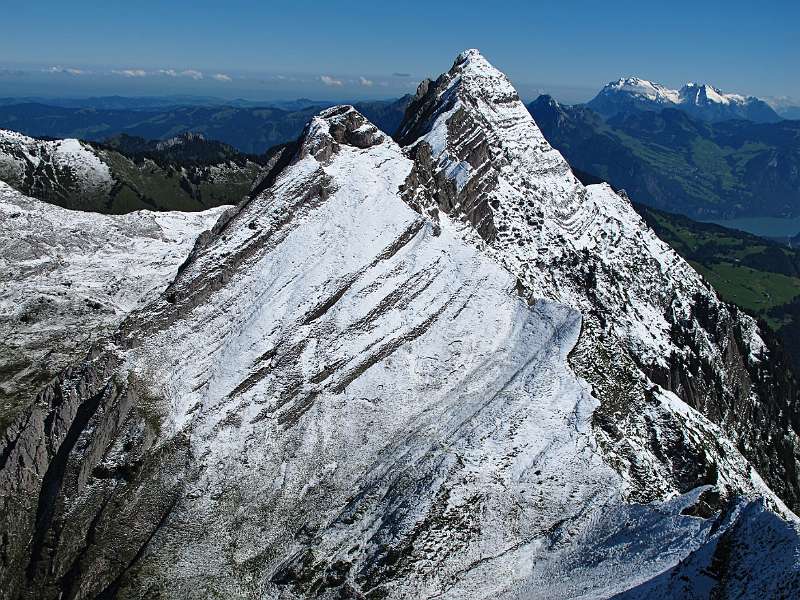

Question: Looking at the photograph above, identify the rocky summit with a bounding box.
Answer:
[1,50,799,599]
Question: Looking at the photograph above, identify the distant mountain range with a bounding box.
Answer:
[528,95,800,221]
[775,105,800,120]
[766,97,800,120]
[0,96,411,154]
[0,95,340,111]
[97,131,260,165]
[587,77,782,123]
[0,80,796,224]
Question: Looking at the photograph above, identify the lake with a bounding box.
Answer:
[702,216,800,239]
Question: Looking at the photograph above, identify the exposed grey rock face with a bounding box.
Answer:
[1,56,799,600]
[0,184,226,599]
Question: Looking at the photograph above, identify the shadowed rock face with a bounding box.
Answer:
[0,187,226,600]
[396,58,500,242]
[1,53,799,600]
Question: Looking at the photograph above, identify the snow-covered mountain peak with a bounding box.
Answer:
[452,47,503,78]
[454,47,484,63]
[603,77,751,107]
[396,48,542,159]
[398,50,585,246]
[451,47,518,92]
[396,50,798,512]
[679,82,748,106]
[604,76,682,104]
[589,77,780,122]
[3,50,800,599]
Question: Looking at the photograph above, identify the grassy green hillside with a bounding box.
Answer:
[95,148,263,213]
[529,96,800,221]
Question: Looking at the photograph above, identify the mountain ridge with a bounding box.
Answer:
[0,128,266,212]
[588,76,782,123]
[395,50,800,511]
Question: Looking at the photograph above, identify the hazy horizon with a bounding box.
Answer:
[1,0,797,106]
[0,64,603,105]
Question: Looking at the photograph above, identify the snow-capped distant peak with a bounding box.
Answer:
[590,76,779,122]
[604,76,681,104]
[679,82,748,106]
[603,77,752,106]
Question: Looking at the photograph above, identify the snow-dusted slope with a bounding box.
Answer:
[587,77,781,122]
[109,107,631,598]
[1,55,799,600]
[0,180,228,423]
[0,129,114,203]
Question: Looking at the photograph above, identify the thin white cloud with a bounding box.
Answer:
[320,75,343,87]
[181,69,204,80]
[764,95,800,109]
[112,69,147,78]
[43,66,88,76]
[155,68,204,80]
[212,73,232,82]
[359,76,374,87]
[257,74,306,84]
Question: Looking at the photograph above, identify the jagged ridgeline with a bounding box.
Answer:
[1,50,799,599]
[0,96,413,215]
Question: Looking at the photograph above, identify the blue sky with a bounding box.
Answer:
[0,0,796,103]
